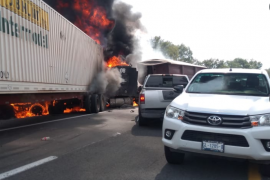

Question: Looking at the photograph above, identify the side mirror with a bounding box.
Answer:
[174,85,184,93]
[138,86,143,92]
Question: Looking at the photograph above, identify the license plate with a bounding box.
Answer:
[202,141,224,153]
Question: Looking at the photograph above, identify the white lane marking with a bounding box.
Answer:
[0,113,101,132]
[0,156,58,180]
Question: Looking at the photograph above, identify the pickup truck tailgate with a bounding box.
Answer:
[143,89,179,109]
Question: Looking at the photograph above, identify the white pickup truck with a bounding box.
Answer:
[162,69,270,177]
[138,74,189,126]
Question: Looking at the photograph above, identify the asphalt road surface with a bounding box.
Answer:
[0,108,268,180]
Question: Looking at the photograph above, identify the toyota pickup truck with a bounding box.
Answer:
[162,68,270,177]
[138,74,189,126]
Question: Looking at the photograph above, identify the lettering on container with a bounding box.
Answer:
[0,0,49,49]
[0,0,49,31]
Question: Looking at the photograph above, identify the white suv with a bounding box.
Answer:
[162,69,270,176]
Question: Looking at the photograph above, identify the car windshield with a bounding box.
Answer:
[145,76,188,88]
[186,73,269,96]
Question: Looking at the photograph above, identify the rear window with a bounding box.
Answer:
[145,76,188,88]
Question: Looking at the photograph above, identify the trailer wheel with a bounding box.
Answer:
[99,94,105,112]
[84,95,92,114]
[0,105,15,120]
[91,94,100,113]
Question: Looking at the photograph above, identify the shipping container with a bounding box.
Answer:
[0,0,105,119]
[138,59,207,84]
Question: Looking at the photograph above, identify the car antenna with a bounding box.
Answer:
[229,66,232,72]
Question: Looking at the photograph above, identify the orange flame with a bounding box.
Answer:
[10,102,86,119]
[133,101,138,107]
[57,0,115,44]
[11,103,49,119]
[107,56,129,68]
[133,99,138,107]
[64,107,86,114]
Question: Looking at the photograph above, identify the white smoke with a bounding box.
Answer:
[89,64,123,97]
[139,34,166,60]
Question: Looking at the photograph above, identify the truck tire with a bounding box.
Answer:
[0,105,15,120]
[91,94,100,113]
[84,95,91,114]
[99,94,105,112]
[138,109,147,126]
[164,146,185,164]
[260,164,270,177]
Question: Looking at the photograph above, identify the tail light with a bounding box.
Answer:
[140,94,145,104]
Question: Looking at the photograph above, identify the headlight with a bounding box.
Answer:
[166,106,185,120]
[250,114,270,127]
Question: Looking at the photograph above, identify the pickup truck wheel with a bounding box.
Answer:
[138,109,147,126]
[91,94,100,113]
[260,164,270,177]
[164,146,185,164]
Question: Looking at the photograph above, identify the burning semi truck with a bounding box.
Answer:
[0,0,134,120]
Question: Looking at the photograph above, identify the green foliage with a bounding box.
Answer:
[178,44,194,63]
[226,58,262,69]
[201,59,228,69]
[151,36,263,70]
[150,36,194,62]
[202,58,262,69]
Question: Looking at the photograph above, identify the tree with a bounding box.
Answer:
[150,36,263,69]
[151,36,194,62]
[151,36,161,49]
[226,58,262,69]
[202,59,228,69]
[166,44,180,60]
[151,37,180,60]
[193,59,204,66]
[178,44,194,63]
[248,60,263,69]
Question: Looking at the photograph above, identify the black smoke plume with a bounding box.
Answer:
[43,0,115,45]
[43,0,144,63]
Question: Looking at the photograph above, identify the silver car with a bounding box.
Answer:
[138,74,189,126]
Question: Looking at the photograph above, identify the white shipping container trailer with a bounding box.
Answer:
[0,0,106,119]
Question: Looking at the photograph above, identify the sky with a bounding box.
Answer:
[121,0,270,69]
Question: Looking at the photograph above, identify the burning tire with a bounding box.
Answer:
[29,104,45,116]
[91,94,100,113]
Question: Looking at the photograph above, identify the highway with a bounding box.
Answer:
[0,108,268,180]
